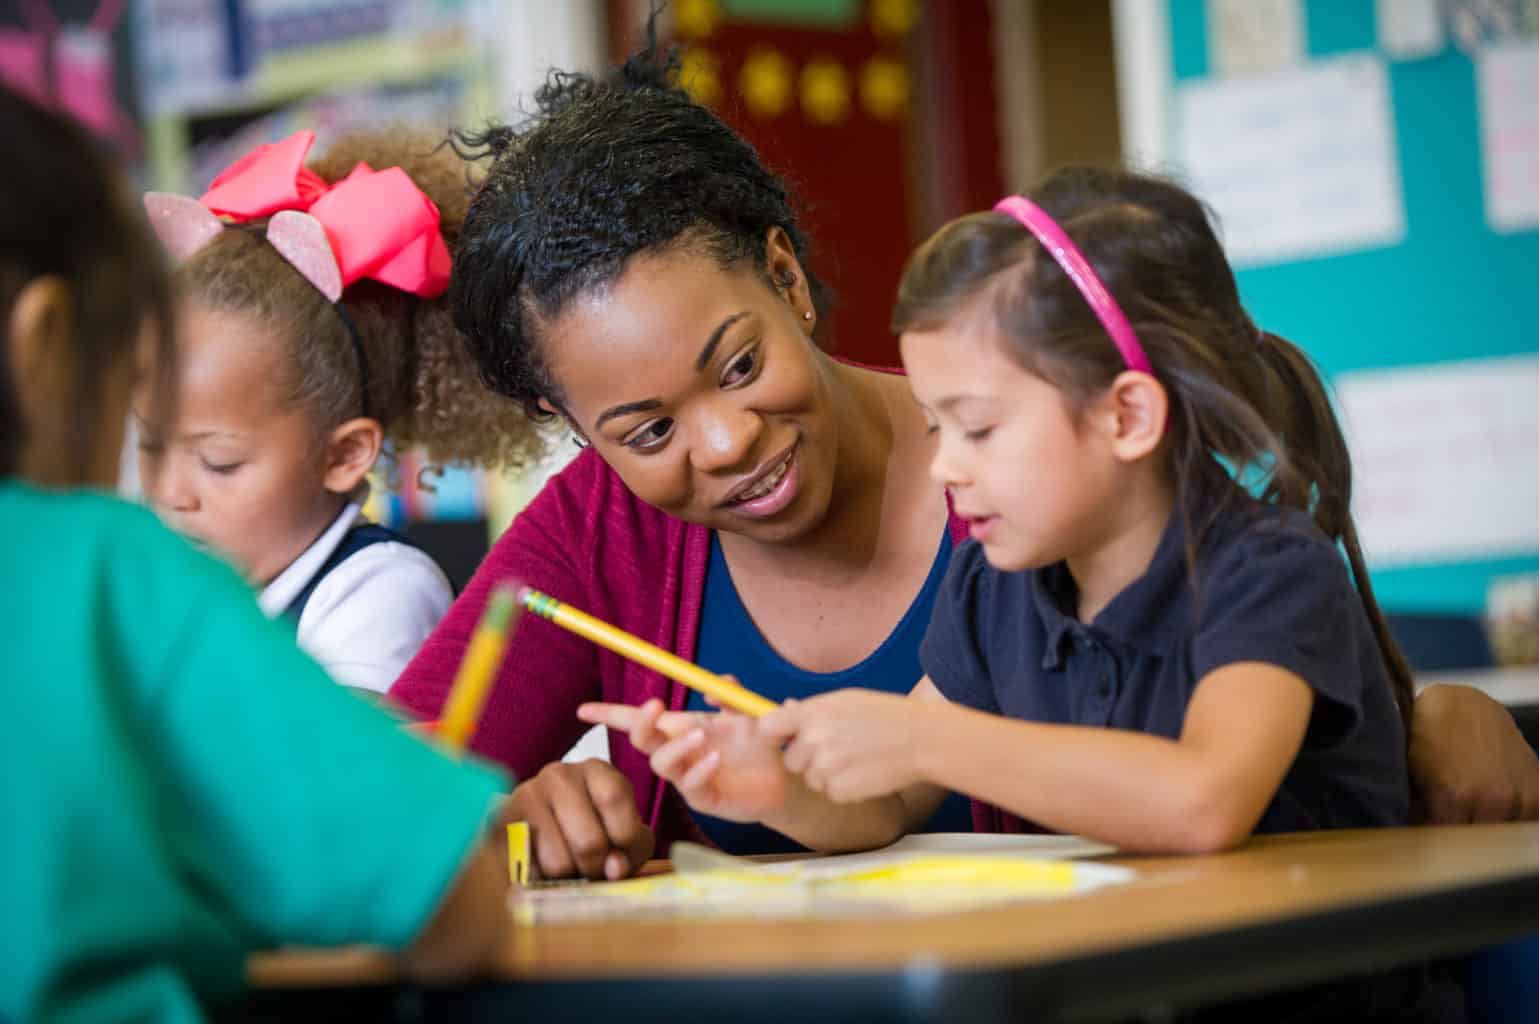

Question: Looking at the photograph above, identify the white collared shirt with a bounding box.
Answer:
[258,503,452,693]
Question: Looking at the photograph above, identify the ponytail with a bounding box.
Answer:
[1252,331,1415,738]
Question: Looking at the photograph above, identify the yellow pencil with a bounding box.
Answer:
[438,583,519,749]
[517,586,777,718]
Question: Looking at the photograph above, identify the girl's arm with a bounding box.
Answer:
[580,683,952,853]
[761,681,953,850]
[778,667,1313,854]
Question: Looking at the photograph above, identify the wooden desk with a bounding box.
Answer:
[238,823,1539,1022]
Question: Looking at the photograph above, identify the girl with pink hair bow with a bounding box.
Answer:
[139,130,544,695]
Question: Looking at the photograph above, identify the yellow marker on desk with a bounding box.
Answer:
[507,822,532,885]
[437,583,519,750]
[518,586,777,718]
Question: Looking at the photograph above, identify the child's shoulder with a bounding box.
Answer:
[939,536,1033,609]
[5,482,174,553]
[3,482,242,597]
[1198,498,1348,588]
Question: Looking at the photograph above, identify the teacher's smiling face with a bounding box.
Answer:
[540,228,841,545]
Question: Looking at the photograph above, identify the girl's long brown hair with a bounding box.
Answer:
[893,165,1414,736]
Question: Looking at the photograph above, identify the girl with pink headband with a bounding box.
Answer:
[593,165,1422,856]
[588,165,1472,1014]
[138,131,543,694]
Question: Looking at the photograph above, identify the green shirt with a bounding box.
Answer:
[0,482,509,1024]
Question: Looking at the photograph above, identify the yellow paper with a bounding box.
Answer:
[514,850,1131,924]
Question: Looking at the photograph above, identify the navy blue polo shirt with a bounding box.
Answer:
[921,497,1409,834]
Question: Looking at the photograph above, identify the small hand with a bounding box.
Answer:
[504,759,655,880]
[759,689,926,803]
[579,697,789,823]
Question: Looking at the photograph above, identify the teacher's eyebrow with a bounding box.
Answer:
[694,311,751,372]
[595,311,754,429]
[595,398,664,430]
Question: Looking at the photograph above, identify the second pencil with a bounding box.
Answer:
[517,586,777,718]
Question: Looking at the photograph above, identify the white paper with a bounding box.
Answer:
[134,0,235,115]
[679,833,1120,878]
[521,834,1133,923]
[1477,41,1539,233]
[1207,0,1305,75]
[1178,53,1406,267]
[1337,354,1539,568]
[1377,0,1445,59]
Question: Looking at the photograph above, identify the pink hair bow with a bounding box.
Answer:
[143,130,451,302]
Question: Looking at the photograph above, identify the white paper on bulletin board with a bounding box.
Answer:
[1477,41,1539,233]
[1376,0,1445,60]
[1207,0,1305,75]
[1177,53,1406,268]
[1337,354,1539,568]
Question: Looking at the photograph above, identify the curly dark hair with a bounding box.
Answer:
[449,40,830,422]
[174,132,545,473]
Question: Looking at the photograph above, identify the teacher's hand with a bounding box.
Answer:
[505,760,655,880]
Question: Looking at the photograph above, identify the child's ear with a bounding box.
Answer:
[7,277,92,486]
[7,277,75,412]
[1102,371,1167,462]
[322,417,384,494]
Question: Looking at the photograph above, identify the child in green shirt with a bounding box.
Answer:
[0,85,517,1024]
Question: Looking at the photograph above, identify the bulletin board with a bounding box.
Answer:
[1165,0,1539,614]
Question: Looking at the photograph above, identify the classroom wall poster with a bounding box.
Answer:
[1476,39,1539,233]
[1337,354,1539,569]
[134,0,234,115]
[1177,52,1406,268]
[1205,0,1305,75]
[1376,0,1445,59]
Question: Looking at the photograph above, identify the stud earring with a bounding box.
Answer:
[802,311,813,321]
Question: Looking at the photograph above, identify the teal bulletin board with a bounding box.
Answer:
[1166,0,1539,614]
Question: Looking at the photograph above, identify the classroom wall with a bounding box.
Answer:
[1113,0,1539,617]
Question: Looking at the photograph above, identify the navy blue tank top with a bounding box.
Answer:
[282,523,415,623]
[688,528,974,854]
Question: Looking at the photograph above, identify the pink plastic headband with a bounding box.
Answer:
[992,196,1152,375]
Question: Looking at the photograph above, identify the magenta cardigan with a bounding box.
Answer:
[390,448,1015,848]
